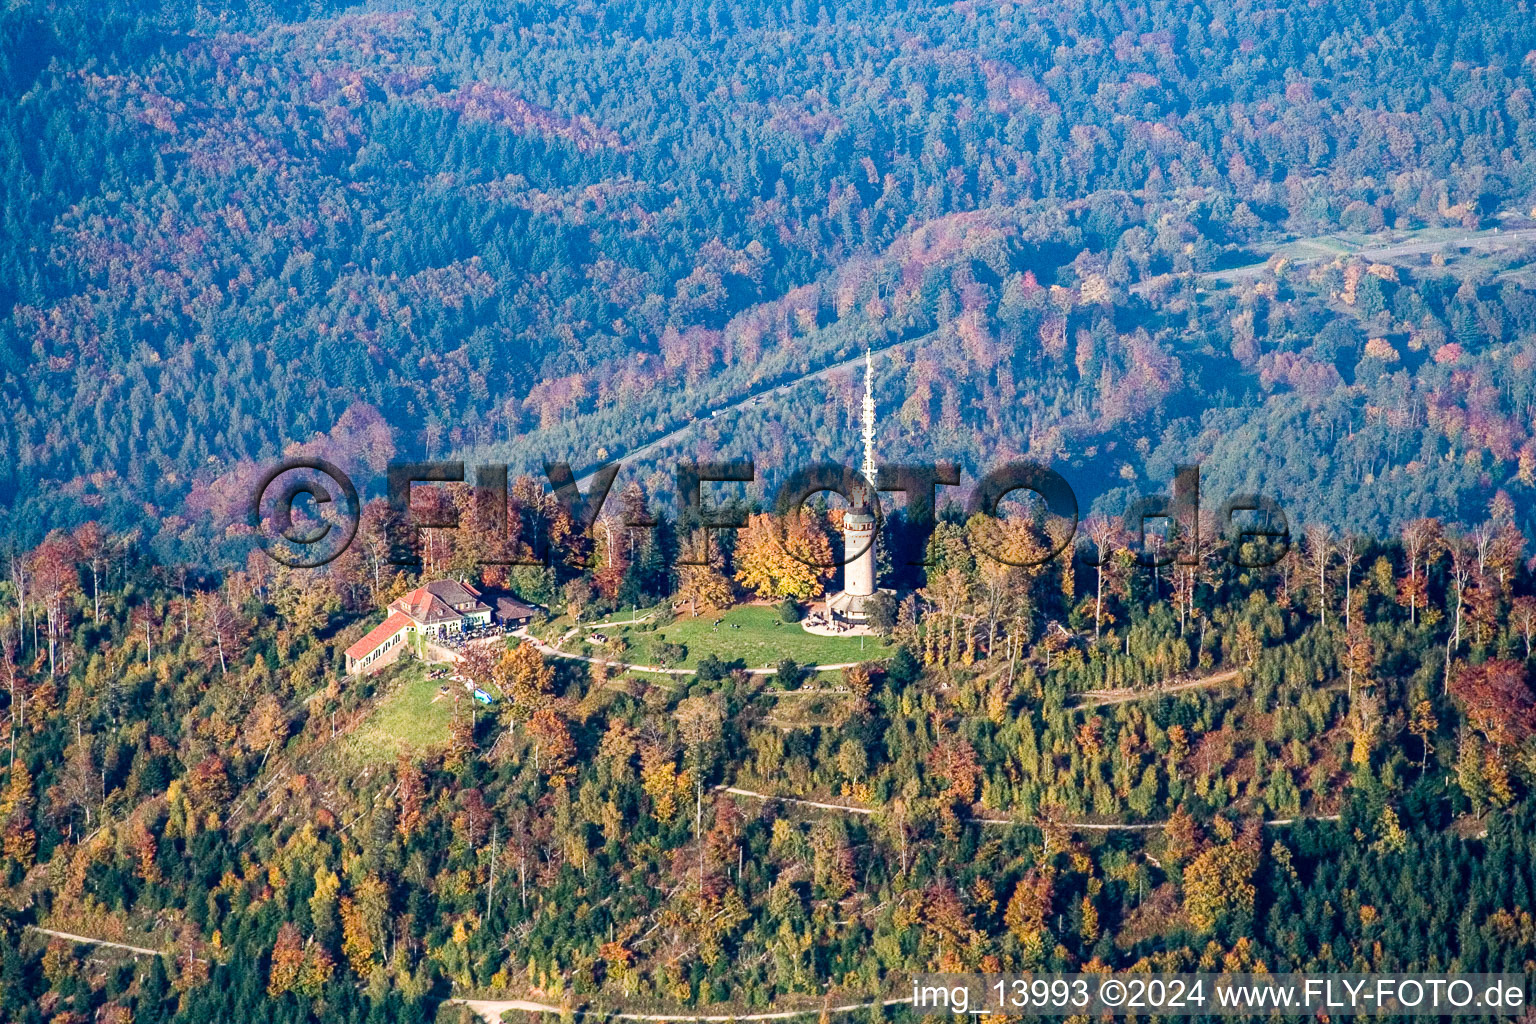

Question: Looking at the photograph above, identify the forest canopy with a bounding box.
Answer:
[5,1,1536,1022]
[3,0,1536,557]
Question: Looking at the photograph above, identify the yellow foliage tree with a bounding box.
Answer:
[1182,841,1259,932]
[1,760,36,868]
[841,663,873,699]
[1003,867,1054,944]
[498,642,555,717]
[733,512,833,600]
[640,744,689,823]
[339,895,376,975]
[309,863,341,926]
[676,562,734,615]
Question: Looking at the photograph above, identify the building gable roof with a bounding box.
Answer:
[344,610,414,661]
[396,590,459,624]
[422,579,484,606]
[393,580,490,624]
[392,581,488,624]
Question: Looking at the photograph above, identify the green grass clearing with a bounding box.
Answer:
[341,664,457,765]
[591,604,882,670]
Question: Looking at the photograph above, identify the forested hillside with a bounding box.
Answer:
[5,0,1536,554]
[7,0,1536,1020]
[1,493,1536,1021]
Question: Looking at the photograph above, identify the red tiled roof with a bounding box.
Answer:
[345,610,414,661]
[394,589,458,624]
[395,580,490,623]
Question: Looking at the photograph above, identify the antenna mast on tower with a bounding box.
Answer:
[861,348,877,500]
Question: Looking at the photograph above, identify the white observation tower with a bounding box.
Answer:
[827,349,879,623]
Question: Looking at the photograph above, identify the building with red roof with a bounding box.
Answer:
[343,579,496,674]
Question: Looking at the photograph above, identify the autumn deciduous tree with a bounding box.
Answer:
[1348,692,1382,766]
[1303,524,1332,629]
[72,522,107,621]
[1079,516,1121,641]
[733,512,833,600]
[444,712,477,772]
[969,512,1048,658]
[598,720,639,783]
[1408,699,1438,775]
[309,864,341,937]
[1342,617,1374,701]
[498,642,555,717]
[1442,533,1474,691]
[174,929,210,992]
[29,532,78,678]
[186,755,230,824]
[1003,867,1054,947]
[840,662,873,699]
[297,942,334,997]
[676,694,725,753]
[1182,836,1259,932]
[527,709,577,785]
[244,694,289,756]
[454,640,495,689]
[340,894,376,976]
[640,744,689,823]
[1451,660,1536,750]
[52,741,99,835]
[563,577,595,624]
[0,760,36,868]
[395,756,425,840]
[926,734,981,806]
[40,937,74,989]
[1511,596,1536,657]
[130,818,160,883]
[676,532,734,615]
[1160,804,1202,867]
[196,591,249,676]
[268,922,306,996]
[453,788,493,846]
[592,514,630,600]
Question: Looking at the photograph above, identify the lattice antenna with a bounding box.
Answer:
[861,348,877,497]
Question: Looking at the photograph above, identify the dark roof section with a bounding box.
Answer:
[479,588,540,622]
[422,579,484,606]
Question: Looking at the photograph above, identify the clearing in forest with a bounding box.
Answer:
[596,604,878,671]
[341,666,457,765]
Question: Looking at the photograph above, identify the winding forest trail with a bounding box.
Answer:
[454,996,915,1022]
[1072,667,1244,707]
[24,926,166,958]
[717,785,874,816]
[29,925,911,1021]
[714,785,1339,831]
